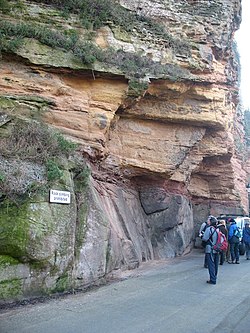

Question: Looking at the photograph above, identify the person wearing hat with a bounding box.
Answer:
[202,216,219,285]
[243,222,250,260]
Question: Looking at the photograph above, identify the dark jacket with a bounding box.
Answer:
[243,226,250,244]
[228,223,240,243]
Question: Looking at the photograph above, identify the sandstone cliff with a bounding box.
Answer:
[0,0,247,302]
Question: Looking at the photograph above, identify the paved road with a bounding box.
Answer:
[1,249,250,333]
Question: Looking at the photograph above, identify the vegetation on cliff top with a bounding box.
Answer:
[0,0,191,84]
[0,20,103,65]
[29,0,180,39]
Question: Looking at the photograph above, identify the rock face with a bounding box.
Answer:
[0,0,248,302]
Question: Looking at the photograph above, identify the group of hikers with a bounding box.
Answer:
[199,215,250,285]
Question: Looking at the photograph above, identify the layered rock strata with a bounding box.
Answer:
[0,0,247,302]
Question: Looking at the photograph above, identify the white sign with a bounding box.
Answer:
[50,190,71,204]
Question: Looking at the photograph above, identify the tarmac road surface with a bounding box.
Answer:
[1,249,250,333]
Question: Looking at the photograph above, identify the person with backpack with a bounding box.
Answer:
[217,219,228,265]
[243,222,250,260]
[202,216,219,285]
[228,219,240,264]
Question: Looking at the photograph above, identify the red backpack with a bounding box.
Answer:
[211,227,228,252]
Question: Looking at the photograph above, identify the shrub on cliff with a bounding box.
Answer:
[0,0,9,13]
[0,119,78,203]
[0,120,76,162]
[22,0,191,54]
[0,20,104,65]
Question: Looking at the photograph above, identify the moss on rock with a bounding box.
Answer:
[0,254,20,267]
[0,201,30,259]
[0,96,16,110]
[73,167,90,259]
[53,274,71,293]
[17,39,86,69]
[0,278,22,299]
